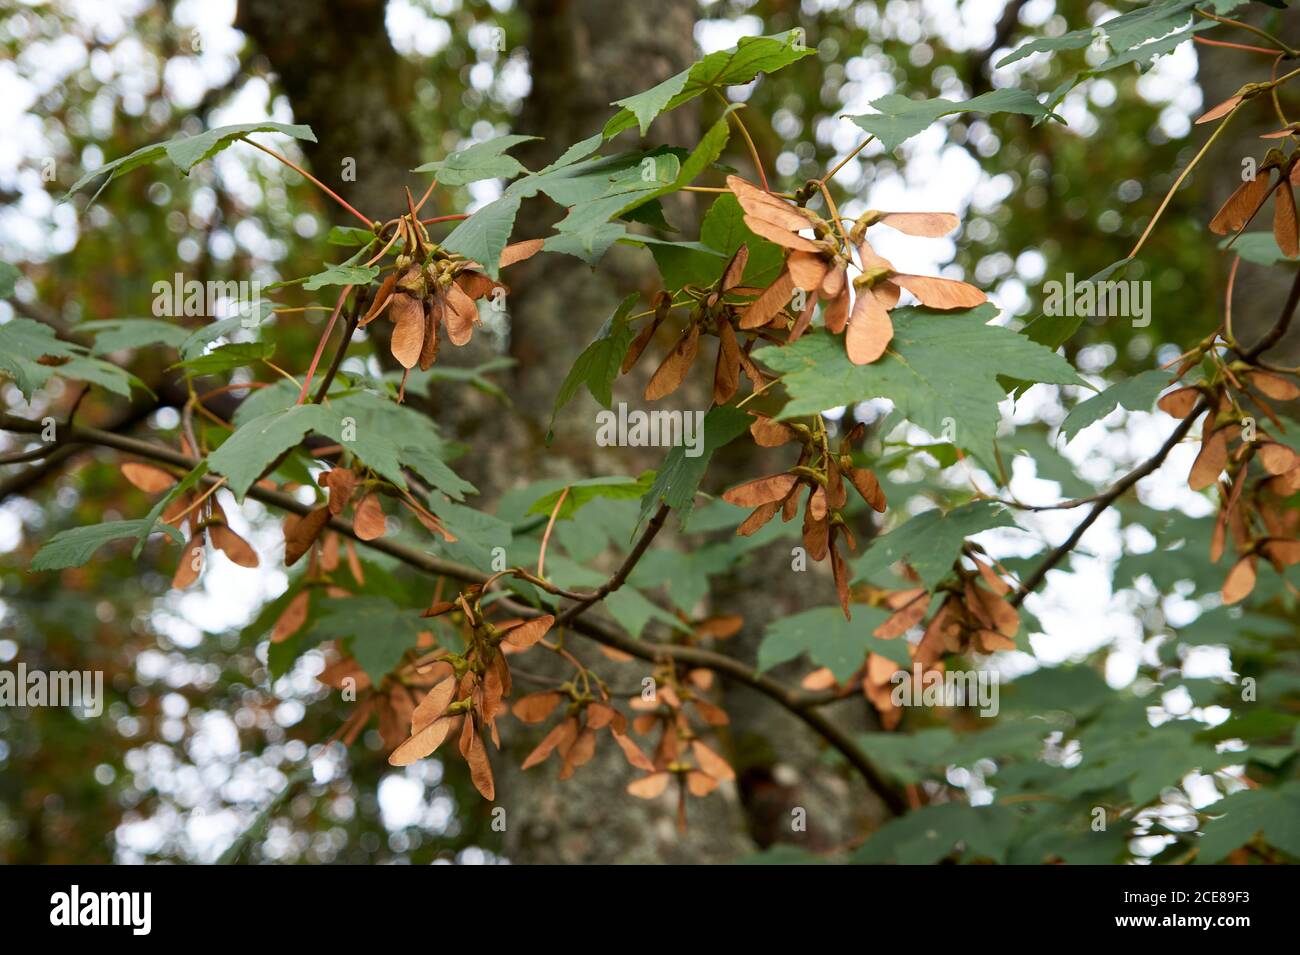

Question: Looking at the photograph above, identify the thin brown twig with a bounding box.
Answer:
[554,502,671,628]
[719,95,770,192]
[312,293,364,404]
[536,486,569,579]
[296,284,352,404]
[1010,400,1207,607]
[243,138,373,228]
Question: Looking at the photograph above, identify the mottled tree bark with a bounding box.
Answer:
[489,0,765,864]
[236,0,422,223]
[234,0,876,863]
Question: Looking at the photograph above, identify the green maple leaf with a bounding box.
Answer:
[758,304,1083,467]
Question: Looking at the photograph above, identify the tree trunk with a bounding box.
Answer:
[235,0,877,862]
[235,0,422,223]
[1198,12,1300,367]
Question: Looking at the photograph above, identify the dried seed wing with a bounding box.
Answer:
[821,262,847,298]
[271,590,310,643]
[1195,94,1242,125]
[713,319,742,405]
[513,691,563,723]
[1260,538,1300,568]
[359,272,397,328]
[622,310,667,375]
[831,532,851,619]
[974,557,1012,596]
[1210,504,1229,564]
[749,414,797,447]
[210,523,259,568]
[855,239,895,272]
[691,740,735,781]
[735,345,770,389]
[726,175,817,231]
[1222,555,1258,605]
[742,213,820,252]
[845,284,893,364]
[443,280,479,346]
[503,614,555,649]
[873,281,901,309]
[823,287,850,334]
[567,727,597,769]
[722,473,799,507]
[686,770,719,797]
[323,467,358,515]
[891,274,986,309]
[1249,371,1300,400]
[874,591,929,638]
[173,533,205,588]
[284,507,330,566]
[1189,429,1228,490]
[1209,174,1274,235]
[499,238,544,269]
[388,292,425,369]
[721,244,749,291]
[1157,386,1201,418]
[521,721,570,769]
[353,493,387,540]
[1275,185,1300,258]
[737,501,781,536]
[802,668,837,691]
[388,716,454,766]
[875,212,959,237]
[802,508,829,561]
[454,270,499,301]
[826,457,847,509]
[412,675,457,733]
[612,730,656,771]
[418,297,441,370]
[789,288,818,341]
[1258,441,1300,474]
[466,730,495,799]
[627,771,672,799]
[644,324,701,401]
[738,269,796,329]
[162,493,193,527]
[690,699,729,726]
[786,251,829,292]
[848,467,887,512]
[121,462,177,493]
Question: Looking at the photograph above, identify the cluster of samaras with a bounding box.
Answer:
[316,586,740,822]
[1207,128,1300,255]
[1161,368,1300,605]
[621,178,986,615]
[328,590,563,801]
[363,208,542,392]
[622,175,985,407]
[842,553,1020,729]
[724,420,885,619]
[120,456,260,587]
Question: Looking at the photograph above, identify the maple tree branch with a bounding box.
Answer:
[554,502,671,628]
[297,285,353,404]
[0,415,906,815]
[1009,399,1208,608]
[1193,7,1298,57]
[312,292,364,404]
[1005,258,1300,606]
[243,138,374,228]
